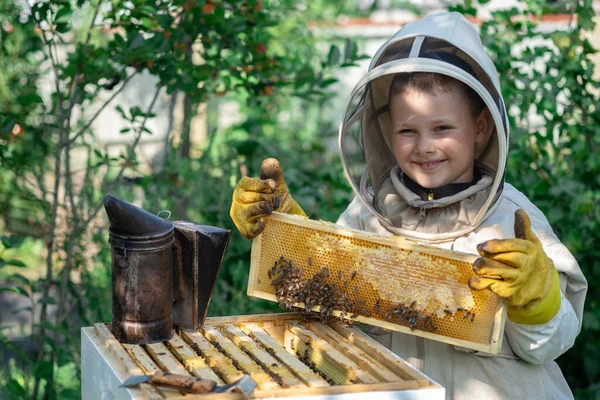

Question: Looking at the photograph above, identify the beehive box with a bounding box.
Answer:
[81,313,444,399]
[248,212,506,354]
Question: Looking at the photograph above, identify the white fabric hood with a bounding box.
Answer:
[338,12,510,242]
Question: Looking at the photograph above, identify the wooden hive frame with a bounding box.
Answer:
[248,212,507,354]
[81,314,444,399]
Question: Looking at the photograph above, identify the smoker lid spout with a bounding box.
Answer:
[103,194,173,236]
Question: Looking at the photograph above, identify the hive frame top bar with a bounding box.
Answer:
[248,212,507,355]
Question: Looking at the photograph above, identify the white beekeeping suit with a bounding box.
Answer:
[337,11,587,400]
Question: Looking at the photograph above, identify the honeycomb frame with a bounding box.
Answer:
[248,212,507,354]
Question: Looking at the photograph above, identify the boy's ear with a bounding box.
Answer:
[475,108,494,144]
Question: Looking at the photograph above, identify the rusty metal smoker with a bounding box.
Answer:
[103,194,231,344]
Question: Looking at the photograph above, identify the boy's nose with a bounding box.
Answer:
[415,134,436,154]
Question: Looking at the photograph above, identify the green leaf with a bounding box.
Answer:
[327,44,341,66]
[129,106,144,119]
[39,321,56,331]
[0,287,29,297]
[138,5,157,15]
[115,105,127,119]
[344,39,357,61]
[6,379,26,396]
[33,360,54,380]
[54,7,73,24]
[55,22,72,34]
[141,18,154,30]
[1,235,24,249]
[114,33,126,49]
[44,336,58,351]
[5,259,26,267]
[319,78,337,88]
[11,273,30,285]
[17,92,44,106]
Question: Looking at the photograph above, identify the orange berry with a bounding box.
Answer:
[256,44,266,54]
[203,3,215,14]
[11,124,24,137]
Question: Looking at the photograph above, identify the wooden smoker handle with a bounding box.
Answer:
[150,371,217,393]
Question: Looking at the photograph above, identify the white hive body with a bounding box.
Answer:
[81,314,445,399]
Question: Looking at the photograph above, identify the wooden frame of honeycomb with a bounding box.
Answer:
[248,212,507,354]
[82,314,443,399]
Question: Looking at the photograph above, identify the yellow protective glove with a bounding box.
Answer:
[468,209,561,325]
[230,158,306,239]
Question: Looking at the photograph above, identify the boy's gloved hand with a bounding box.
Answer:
[230,158,306,239]
[469,209,561,325]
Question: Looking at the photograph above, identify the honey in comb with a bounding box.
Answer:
[250,213,505,351]
[268,256,439,334]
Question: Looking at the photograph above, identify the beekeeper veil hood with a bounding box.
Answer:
[338,12,509,242]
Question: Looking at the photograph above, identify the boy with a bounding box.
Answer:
[230,12,587,400]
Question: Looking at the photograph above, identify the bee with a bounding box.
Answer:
[373,299,381,313]
[463,312,471,320]
[470,313,476,322]
[457,307,465,312]
[351,271,357,280]
[410,300,417,309]
[307,257,312,266]
[338,271,342,280]
[354,286,359,295]
[444,309,453,315]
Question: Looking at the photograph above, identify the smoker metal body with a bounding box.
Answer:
[104,195,230,345]
[110,226,175,344]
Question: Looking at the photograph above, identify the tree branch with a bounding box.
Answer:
[66,0,105,123]
[68,71,137,145]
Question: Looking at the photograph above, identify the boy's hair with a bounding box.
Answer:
[389,72,486,118]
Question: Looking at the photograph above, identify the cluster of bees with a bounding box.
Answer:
[383,301,438,332]
[268,256,365,324]
[268,256,474,332]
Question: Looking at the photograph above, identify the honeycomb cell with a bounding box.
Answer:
[250,214,504,348]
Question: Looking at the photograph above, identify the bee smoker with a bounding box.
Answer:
[103,194,231,344]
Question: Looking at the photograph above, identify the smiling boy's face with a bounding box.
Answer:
[389,86,491,189]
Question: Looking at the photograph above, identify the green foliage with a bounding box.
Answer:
[453,0,600,396]
[0,0,359,398]
[1,0,599,398]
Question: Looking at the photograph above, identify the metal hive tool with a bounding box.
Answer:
[248,212,507,354]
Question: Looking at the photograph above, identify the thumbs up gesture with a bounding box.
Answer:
[469,209,561,325]
[230,158,306,239]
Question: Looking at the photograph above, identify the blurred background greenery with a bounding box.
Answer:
[1,0,599,398]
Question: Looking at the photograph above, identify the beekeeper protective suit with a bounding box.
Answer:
[337,11,587,400]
